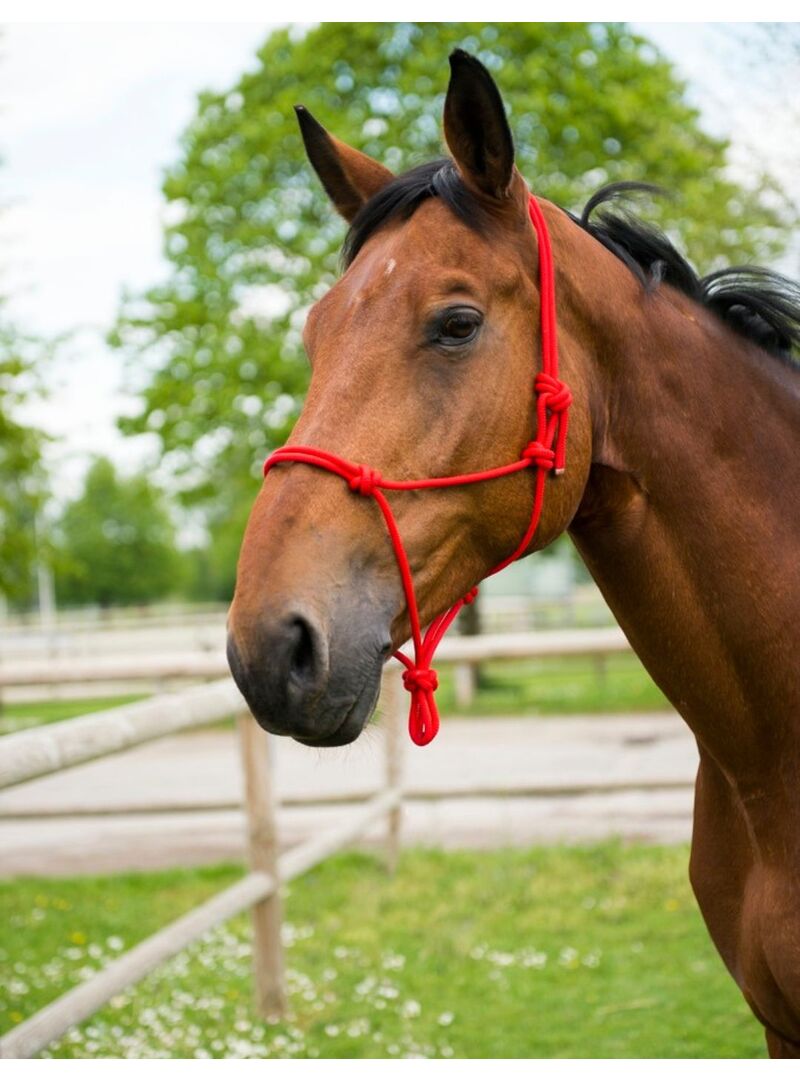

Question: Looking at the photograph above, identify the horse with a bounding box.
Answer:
[227,50,800,1056]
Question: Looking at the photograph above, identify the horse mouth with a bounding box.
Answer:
[293,671,381,748]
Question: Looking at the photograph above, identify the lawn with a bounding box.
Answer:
[0,695,146,736]
[435,653,669,716]
[0,844,763,1058]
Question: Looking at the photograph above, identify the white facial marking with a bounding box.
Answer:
[384,258,397,277]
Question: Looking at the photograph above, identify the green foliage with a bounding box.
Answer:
[0,846,764,1057]
[0,695,145,736]
[55,458,180,607]
[0,314,50,605]
[182,492,253,602]
[113,21,793,521]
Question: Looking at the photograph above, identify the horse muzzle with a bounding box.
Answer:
[226,601,391,747]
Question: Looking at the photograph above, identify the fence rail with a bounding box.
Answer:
[0,679,244,791]
[0,627,631,691]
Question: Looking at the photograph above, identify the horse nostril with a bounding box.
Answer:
[286,614,325,690]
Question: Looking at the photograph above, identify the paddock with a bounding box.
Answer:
[0,628,701,1057]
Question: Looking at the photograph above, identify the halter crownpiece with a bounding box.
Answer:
[264,194,571,745]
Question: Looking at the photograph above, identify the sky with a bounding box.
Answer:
[2,22,798,500]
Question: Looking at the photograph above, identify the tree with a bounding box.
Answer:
[0,312,50,607]
[112,21,794,519]
[55,457,180,607]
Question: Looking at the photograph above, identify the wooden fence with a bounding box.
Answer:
[0,626,631,700]
[0,675,405,1059]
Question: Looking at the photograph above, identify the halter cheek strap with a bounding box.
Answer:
[263,194,571,746]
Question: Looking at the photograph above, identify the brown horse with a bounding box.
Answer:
[227,51,800,1056]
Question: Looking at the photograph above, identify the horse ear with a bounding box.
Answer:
[295,106,395,222]
[443,50,515,200]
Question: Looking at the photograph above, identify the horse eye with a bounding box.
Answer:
[435,307,483,347]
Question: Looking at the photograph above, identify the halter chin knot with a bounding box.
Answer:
[522,441,555,469]
[462,586,479,605]
[402,667,439,694]
[535,372,572,412]
[348,465,382,497]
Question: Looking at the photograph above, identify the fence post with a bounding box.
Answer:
[236,711,287,1018]
[453,662,476,708]
[382,670,404,874]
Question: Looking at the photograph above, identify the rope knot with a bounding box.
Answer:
[522,441,555,469]
[534,373,572,474]
[534,372,572,412]
[402,667,439,694]
[348,465,382,497]
[462,586,479,605]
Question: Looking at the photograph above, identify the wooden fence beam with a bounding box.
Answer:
[0,628,632,690]
[381,674,404,874]
[236,713,286,1019]
[0,679,243,791]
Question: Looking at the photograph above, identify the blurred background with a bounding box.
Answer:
[1,21,798,1059]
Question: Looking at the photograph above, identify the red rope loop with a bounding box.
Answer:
[402,667,440,745]
[261,194,568,746]
[348,465,382,497]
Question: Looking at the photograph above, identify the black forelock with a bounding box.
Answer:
[342,159,487,267]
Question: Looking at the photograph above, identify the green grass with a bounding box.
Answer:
[0,696,146,736]
[0,844,763,1058]
[435,653,669,717]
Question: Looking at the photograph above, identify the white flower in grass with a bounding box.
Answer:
[106,936,124,951]
[324,1024,340,1037]
[521,949,547,969]
[437,1012,454,1026]
[401,1000,421,1019]
[355,976,376,997]
[558,947,579,968]
[346,1019,370,1037]
[382,952,406,970]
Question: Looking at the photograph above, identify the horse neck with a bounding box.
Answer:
[565,263,800,780]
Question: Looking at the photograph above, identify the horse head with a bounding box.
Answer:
[227,52,592,745]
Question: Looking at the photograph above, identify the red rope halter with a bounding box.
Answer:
[264,195,571,746]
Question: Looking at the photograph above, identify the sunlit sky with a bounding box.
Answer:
[2,22,798,499]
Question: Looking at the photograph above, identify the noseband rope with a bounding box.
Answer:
[264,195,571,746]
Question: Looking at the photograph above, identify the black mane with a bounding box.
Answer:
[576,182,800,361]
[343,166,800,362]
